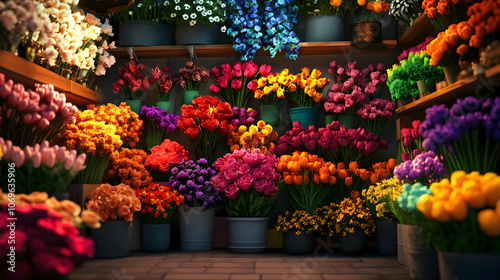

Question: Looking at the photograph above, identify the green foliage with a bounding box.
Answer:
[406,51,444,84]
[387,64,419,100]
[226,188,280,217]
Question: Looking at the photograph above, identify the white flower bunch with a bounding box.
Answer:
[170,0,226,26]
[388,0,423,24]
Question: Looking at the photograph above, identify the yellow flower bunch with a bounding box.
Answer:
[275,210,321,235]
[227,120,279,153]
[362,178,402,220]
[315,198,375,237]
[58,120,123,157]
[252,67,329,107]
[81,102,143,148]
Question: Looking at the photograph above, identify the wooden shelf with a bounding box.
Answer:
[396,64,500,116]
[109,40,398,59]
[397,14,435,51]
[0,50,101,107]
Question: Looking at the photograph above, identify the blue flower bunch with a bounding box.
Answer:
[226,0,300,61]
[169,158,223,211]
[396,182,432,213]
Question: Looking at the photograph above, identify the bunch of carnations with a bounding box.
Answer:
[230,107,258,127]
[314,198,375,237]
[362,177,404,222]
[275,210,321,236]
[210,60,272,108]
[86,183,142,223]
[416,171,500,253]
[327,61,387,99]
[421,96,500,173]
[0,138,86,194]
[394,151,448,185]
[56,119,123,184]
[227,120,279,153]
[400,120,423,162]
[212,148,281,217]
[139,106,180,150]
[80,103,143,148]
[149,66,177,102]
[112,61,150,100]
[103,148,153,189]
[0,73,78,147]
[168,158,222,211]
[278,151,336,214]
[135,183,184,224]
[422,0,471,32]
[317,121,388,167]
[270,121,319,157]
[144,139,191,182]
[176,61,210,91]
[356,98,397,136]
[0,198,95,280]
[177,96,237,163]
[398,36,434,61]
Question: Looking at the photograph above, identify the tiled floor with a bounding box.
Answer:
[69,249,411,280]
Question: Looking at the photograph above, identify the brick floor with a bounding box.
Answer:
[69,249,411,280]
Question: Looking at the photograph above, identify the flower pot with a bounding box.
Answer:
[443,63,460,86]
[125,99,142,114]
[288,107,319,129]
[118,21,175,46]
[337,114,357,129]
[155,101,171,113]
[178,207,215,251]
[304,15,344,42]
[339,230,366,255]
[350,21,382,45]
[416,80,436,95]
[175,23,218,45]
[90,220,131,258]
[67,184,101,209]
[438,251,500,280]
[283,231,317,255]
[260,105,280,125]
[141,223,171,252]
[403,224,439,280]
[325,114,337,127]
[375,220,397,255]
[182,90,199,106]
[226,217,269,253]
[397,97,413,108]
[397,223,406,266]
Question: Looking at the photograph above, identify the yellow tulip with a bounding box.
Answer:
[288,84,297,92]
[451,170,467,187]
[277,87,285,98]
[478,209,500,238]
[483,177,500,207]
[416,194,434,219]
[444,199,468,221]
[431,200,451,222]
[461,179,486,209]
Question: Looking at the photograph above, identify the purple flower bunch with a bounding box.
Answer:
[139,105,180,149]
[270,121,319,157]
[169,158,222,211]
[230,107,258,127]
[356,98,397,137]
[420,96,500,173]
[317,121,388,167]
[394,151,448,185]
[398,36,435,62]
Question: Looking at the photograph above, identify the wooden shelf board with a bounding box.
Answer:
[0,50,100,107]
[397,14,435,50]
[396,64,500,115]
[109,40,397,59]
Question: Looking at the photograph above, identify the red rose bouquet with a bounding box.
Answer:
[112,61,150,100]
[177,96,237,163]
[145,139,191,181]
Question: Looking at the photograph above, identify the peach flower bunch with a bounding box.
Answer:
[86,183,142,223]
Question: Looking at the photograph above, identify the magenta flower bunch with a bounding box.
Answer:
[317,121,388,167]
[400,120,423,162]
[212,148,281,217]
[398,36,435,62]
[356,98,397,136]
[0,73,78,148]
[323,86,366,115]
[270,121,319,157]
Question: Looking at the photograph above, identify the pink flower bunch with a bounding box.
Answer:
[356,98,397,120]
[0,73,78,147]
[0,138,86,193]
[400,120,423,162]
[0,202,94,280]
[270,121,319,157]
[212,148,281,199]
[317,121,388,167]
[364,66,388,96]
[86,183,142,223]
[210,61,272,108]
[112,61,150,100]
[398,36,435,61]
[176,61,210,90]
[323,86,366,115]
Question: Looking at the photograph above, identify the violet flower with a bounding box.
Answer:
[394,151,448,185]
[139,105,180,149]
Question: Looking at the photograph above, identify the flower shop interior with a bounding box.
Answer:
[1,0,500,280]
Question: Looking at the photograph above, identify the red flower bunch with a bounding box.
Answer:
[400,120,423,162]
[135,183,184,224]
[103,148,153,189]
[177,61,210,90]
[210,60,272,108]
[112,61,150,100]
[177,96,237,163]
[149,66,178,102]
[145,139,191,181]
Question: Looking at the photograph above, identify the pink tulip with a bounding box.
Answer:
[0,73,4,84]
[231,79,242,90]
[49,102,59,112]
[21,114,34,125]
[232,61,242,77]
[64,156,75,170]
[45,151,56,168]
[0,80,13,100]
[26,100,39,113]
[40,111,56,121]
[72,153,86,172]
[23,146,33,159]
[56,148,66,162]
[31,151,42,168]
[36,118,50,129]
[31,113,41,123]
[259,64,271,76]
[16,98,29,112]
[6,91,20,108]
[12,148,25,167]
[209,84,220,93]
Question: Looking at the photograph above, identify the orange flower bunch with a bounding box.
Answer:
[422,0,473,32]
[466,0,500,48]
[227,120,279,153]
[366,0,389,13]
[135,183,185,224]
[370,158,397,184]
[103,148,153,189]
[81,103,143,148]
[425,24,462,66]
[86,183,142,223]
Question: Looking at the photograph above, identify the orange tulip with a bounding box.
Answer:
[351,190,360,200]
[478,209,500,238]
[357,0,366,6]
[329,176,336,185]
[338,169,348,180]
[328,163,336,175]
[444,199,468,221]
[313,174,321,185]
[293,175,304,185]
[456,44,469,55]
[284,175,293,185]
[349,161,358,173]
[370,173,378,185]
[359,170,370,182]
[305,174,310,185]
[337,162,346,170]
[387,158,396,169]
[300,157,309,169]
[431,200,451,222]
[345,177,353,187]
[457,22,473,40]
[469,35,483,48]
